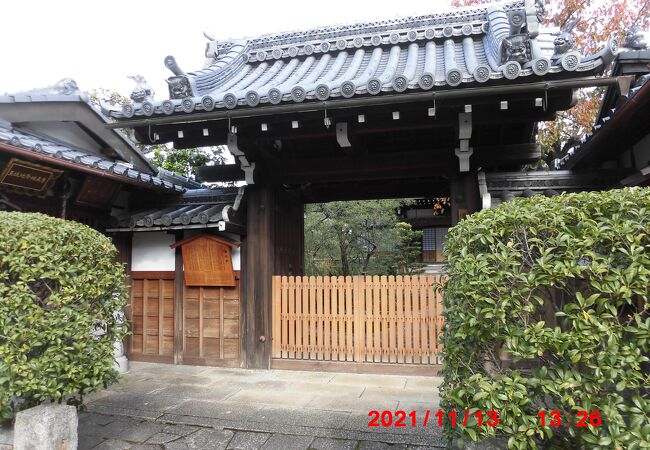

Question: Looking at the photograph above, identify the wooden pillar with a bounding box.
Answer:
[173,231,184,365]
[241,185,276,369]
[450,172,480,226]
[240,185,304,369]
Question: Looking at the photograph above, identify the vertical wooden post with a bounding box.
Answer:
[199,287,204,358]
[174,234,184,365]
[353,276,362,362]
[436,275,445,364]
[271,276,280,358]
[143,279,148,354]
[309,276,316,359]
[316,275,324,360]
[388,275,396,363]
[219,287,225,360]
[380,275,388,363]
[301,277,309,359]
[323,276,331,360]
[158,279,164,356]
[372,275,380,363]
[287,277,296,359]
[395,275,406,363]
[404,275,413,364]
[241,185,275,369]
[427,275,436,365]
[451,173,480,226]
[281,275,288,358]
[345,276,353,361]
[412,277,421,364]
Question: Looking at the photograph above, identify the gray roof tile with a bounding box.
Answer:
[112,0,616,119]
[0,122,194,192]
[109,186,245,231]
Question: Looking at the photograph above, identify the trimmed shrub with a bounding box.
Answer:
[0,212,127,423]
[441,188,650,449]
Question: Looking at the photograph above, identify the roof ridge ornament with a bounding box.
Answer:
[127,75,155,104]
[164,55,186,76]
[623,27,648,50]
[552,13,579,59]
[204,31,220,65]
[11,78,80,96]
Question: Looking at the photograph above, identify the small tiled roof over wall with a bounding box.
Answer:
[107,186,245,231]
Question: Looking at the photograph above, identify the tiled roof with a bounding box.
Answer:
[107,186,244,231]
[554,58,650,170]
[0,122,200,192]
[111,0,616,119]
[0,87,156,173]
[483,170,625,208]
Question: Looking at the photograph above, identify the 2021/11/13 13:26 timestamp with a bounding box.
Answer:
[368,410,499,428]
[537,410,603,427]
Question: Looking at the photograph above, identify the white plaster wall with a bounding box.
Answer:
[131,232,176,271]
[232,247,241,271]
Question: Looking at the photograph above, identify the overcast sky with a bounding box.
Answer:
[0,0,455,100]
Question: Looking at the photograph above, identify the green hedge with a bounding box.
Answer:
[441,187,650,449]
[0,212,127,423]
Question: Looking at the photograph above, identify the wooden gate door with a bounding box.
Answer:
[127,272,176,363]
[181,282,240,367]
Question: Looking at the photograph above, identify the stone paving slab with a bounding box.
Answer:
[184,428,234,449]
[227,431,271,449]
[223,388,316,407]
[309,437,358,450]
[95,392,185,413]
[361,387,438,404]
[167,400,268,421]
[403,378,442,391]
[255,406,350,430]
[86,404,163,421]
[306,394,399,413]
[328,374,407,389]
[274,381,365,398]
[154,384,242,402]
[259,433,314,450]
[78,362,445,449]
[359,441,408,449]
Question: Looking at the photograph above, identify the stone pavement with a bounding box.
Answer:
[79,362,444,449]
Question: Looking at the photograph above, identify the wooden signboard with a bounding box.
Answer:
[75,176,121,209]
[170,234,238,287]
[0,158,62,197]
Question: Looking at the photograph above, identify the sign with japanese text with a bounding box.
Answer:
[0,158,62,197]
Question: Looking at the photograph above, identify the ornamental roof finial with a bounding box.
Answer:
[127,75,154,103]
[624,28,648,50]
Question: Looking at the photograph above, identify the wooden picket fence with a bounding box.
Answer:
[271,275,445,367]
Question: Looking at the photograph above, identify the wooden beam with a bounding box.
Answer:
[197,164,245,182]
[300,180,449,203]
[197,142,539,185]
[264,144,538,184]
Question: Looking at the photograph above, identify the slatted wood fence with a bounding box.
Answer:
[271,275,445,368]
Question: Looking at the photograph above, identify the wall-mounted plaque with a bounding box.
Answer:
[171,234,239,287]
[75,176,121,209]
[0,158,62,197]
